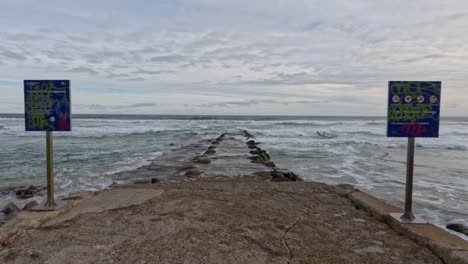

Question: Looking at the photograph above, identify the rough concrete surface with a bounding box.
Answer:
[350,191,468,264]
[42,188,164,228]
[0,179,444,264]
[0,132,459,263]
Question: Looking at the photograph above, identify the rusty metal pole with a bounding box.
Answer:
[401,137,415,221]
[44,131,56,207]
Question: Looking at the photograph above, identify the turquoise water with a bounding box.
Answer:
[0,114,467,236]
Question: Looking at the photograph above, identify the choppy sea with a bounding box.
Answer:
[0,114,467,237]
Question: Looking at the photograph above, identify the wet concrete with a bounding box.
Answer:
[112,132,275,183]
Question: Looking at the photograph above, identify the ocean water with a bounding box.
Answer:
[0,114,467,236]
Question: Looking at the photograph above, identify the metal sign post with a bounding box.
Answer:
[402,137,415,221]
[24,80,71,211]
[45,131,56,207]
[387,81,441,224]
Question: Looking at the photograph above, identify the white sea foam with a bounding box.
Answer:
[0,116,467,240]
[103,151,164,176]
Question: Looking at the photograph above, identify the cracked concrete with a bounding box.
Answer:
[0,179,444,264]
[283,218,300,263]
[0,132,457,263]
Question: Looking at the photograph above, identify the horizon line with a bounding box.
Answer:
[1,113,467,118]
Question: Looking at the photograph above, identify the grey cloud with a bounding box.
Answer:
[108,64,131,70]
[36,27,63,33]
[1,50,27,60]
[249,65,265,72]
[84,102,158,110]
[68,35,92,43]
[302,21,323,31]
[400,54,447,63]
[201,46,259,60]
[150,54,187,63]
[36,27,54,33]
[292,100,327,104]
[185,33,227,50]
[106,73,131,78]
[195,99,325,108]
[218,71,322,86]
[7,33,44,41]
[249,63,283,72]
[133,46,162,54]
[68,66,98,75]
[83,50,125,62]
[0,1,467,116]
[197,99,276,107]
[132,69,175,75]
[445,12,468,21]
[121,77,146,81]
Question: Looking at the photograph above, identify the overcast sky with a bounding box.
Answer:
[0,0,467,116]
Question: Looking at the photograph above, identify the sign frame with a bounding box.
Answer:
[24,80,71,132]
[387,81,441,138]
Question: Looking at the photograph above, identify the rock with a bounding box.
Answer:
[253,171,272,178]
[15,186,38,199]
[195,158,211,164]
[211,141,219,145]
[151,178,160,184]
[205,149,216,155]
[169,143,175,146]
[133,179,150,184]
[250,149,270,161]
[264,161,276,168]
[181,165,196,171]
[270,169,300,181]
[271,175,290,182]
[259,152,270,161]
[274,169,299,181]
[208,146,216,149]
[249,156,264,163]
[23,200,38,211]
[247,140,256,146]
[2,202,20,214]
[447,223,468,236]
[271,171,291,182]
[243,130,254,138]
[186,169,202,177]
[27,185,38,191]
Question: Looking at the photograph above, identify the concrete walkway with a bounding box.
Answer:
[0,132,465,263]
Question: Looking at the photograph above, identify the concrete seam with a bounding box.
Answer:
[283,218,301,264]
[346,193,466,264]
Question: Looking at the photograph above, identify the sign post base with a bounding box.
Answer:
[389,213,427,224]
[31,200,68,211]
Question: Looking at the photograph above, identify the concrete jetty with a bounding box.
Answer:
[0,132,467,263]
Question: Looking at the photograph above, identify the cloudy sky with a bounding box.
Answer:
[0,0,467,116]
